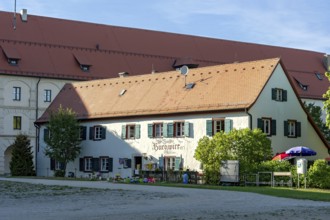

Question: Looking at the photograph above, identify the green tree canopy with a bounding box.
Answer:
[194,128,272,184]
[323,71,330,129]
[10,134,35,176]
[44,106,81,176]
[304,102,330,142]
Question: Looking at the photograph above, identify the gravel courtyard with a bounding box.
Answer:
[0,177,329,220]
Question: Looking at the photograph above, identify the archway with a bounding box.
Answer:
[4,145,14,175]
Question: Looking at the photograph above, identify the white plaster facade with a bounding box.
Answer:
[36,64,329,178]
[0,75,72,175]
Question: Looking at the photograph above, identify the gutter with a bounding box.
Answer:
[34,78,41,174]
[245,108,252,129]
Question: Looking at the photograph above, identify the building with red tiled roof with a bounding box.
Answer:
[35,58,329,178]
[0,9,329,175]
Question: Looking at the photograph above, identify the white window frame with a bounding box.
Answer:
[100,157,109,172]
[263,118,271,135]
[44,89,52,102]
[275,89,283,101]
[175,122,185,137]
[127,125,135,139]
[84,158,92,171]
[213,119,225,134]
[55,161,62,170]
[13,87,21,101]
[165,157,176,171]
[288,121,296,137]
[94,126,102,140]
[154,123,163,138]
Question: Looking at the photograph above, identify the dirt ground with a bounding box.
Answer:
[0,177,329,220]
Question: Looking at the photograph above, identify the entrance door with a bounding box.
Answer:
[134,156,142,175]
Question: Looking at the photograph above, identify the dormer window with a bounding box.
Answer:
[294,78,308,91]
[315,72,323,80]
[8,58,19,66]
[1,45,21,66]
[73,53,92,72]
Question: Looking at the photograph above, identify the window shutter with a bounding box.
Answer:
[284,121,288,136]
[159,156,164,168]
[271,88,276,100]
[224,119,233,133]
[126,159,132,168]
[296,122,301,137]
[109,158,113,172]
[92,158,99,172]
[174,157,182,171]
[101,126,106,139]
[168,123,174,137]
[89,127,94,140]
[135,124,141,139]
[206,120,213,136]
[282,90,287,102]
[81,126,87,140]
[79,158,84,171]
[257,118,263,132]
[44,128,49,141]
[271,119,276,135]
[50,158,55,171]
[148,124,153,138]
[121,125,126,139]
[163,123,168,137]
[184,121,190,137]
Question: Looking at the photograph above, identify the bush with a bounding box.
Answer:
[54,170,65,177]
[308,160,330,189]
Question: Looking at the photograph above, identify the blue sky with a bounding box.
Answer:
[1,0,329,53]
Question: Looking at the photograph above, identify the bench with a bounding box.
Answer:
[272,172,292,187]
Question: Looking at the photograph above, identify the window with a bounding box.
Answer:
[13,116,21,130]
[50,158,64,171]
[272,88,287,102]
[80,64,90,72]
[79,126,87,140]
[122,124,140,139]
[257,118,276,136]
[84,157,93,171]
[284,120,301,138]
[148,123,163,138]
[206,119,233,136]
[89,126,106,141]
[175,122,185,137]
[13,87,21,101]
[8,58,19,65]
[315,72,323,80]
[164,157,182,171]
[100,157,109,172]
[44,89,52,102]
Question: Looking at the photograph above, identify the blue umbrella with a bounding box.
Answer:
[285,146,317,156]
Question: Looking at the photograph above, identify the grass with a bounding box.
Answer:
[4,176,330,202]
[151,182,330,202]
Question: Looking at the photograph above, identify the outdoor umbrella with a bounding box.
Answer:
[272,152,292,161]
[285,146,317,156]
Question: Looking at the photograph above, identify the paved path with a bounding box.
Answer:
[1,177,329,220]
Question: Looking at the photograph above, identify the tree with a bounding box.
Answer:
[194,128,272,184]
[304,102,330,142]
[10,134,35,176]
[44,106,81,177]
[323,71,330,129]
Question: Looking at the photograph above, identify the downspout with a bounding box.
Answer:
[245,108,252,129]
[34,78,41,174]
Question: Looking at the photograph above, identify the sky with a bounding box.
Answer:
[1,0,329,53]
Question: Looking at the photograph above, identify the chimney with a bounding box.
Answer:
[118,72,129,78]
[20,9,27,22]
